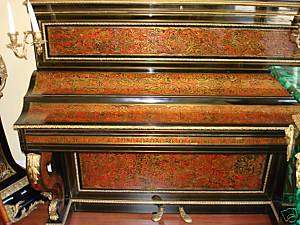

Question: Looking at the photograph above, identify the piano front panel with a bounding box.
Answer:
[77,152,269,191]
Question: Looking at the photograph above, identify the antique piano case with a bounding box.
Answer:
[14,1,300,224]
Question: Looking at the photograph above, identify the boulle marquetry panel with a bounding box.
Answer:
[31,71,289,97]
[46,25,296,58]
[78,153,269,191]
[19,103,300,125]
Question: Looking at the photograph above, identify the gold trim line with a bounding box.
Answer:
[42,21,297,28]
[71,199,273,205]
[14,124,287,131]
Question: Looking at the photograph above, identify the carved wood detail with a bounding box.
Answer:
[26,152,65,222]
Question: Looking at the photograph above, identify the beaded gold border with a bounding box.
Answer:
[0,176,29,200]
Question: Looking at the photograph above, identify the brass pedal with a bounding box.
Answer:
[179,206,192,223]
[151,195,165,222]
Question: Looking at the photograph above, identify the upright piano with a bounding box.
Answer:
[14,1,300,224]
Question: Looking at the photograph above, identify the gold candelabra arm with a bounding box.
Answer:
[7,31,45,59]
[0,55,8,99]
[7,32,28,59]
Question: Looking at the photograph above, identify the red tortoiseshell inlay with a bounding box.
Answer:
[25,135,286,146]
[22,103,300,125]
[47,26,296,57]
[31,71,289,97]
[79,153,268,190]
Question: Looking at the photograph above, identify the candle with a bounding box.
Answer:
[7,0,16,33]
[27,0,40,32]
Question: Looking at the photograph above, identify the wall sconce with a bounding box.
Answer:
[0,55,8,99]
[6,0,44,59]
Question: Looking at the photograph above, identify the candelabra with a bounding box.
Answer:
[7,31,44,60]
[6,0,45,59]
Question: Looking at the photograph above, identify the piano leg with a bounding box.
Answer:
[26,152,65,223]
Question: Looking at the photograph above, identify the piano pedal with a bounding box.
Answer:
[179,206,192,224]
[151,195,165,222]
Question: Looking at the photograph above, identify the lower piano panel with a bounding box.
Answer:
[19,129,288,224]
[77,152,270,192]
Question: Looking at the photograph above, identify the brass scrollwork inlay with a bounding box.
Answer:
[0,55,8,98]
[26,153,41,184]
[5,200,44,223]
[4,201,23,223]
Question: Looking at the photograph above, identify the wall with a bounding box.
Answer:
[0,0,36,166]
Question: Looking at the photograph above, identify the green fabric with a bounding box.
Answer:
[270,66,300,102]
[270,66,300,224]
